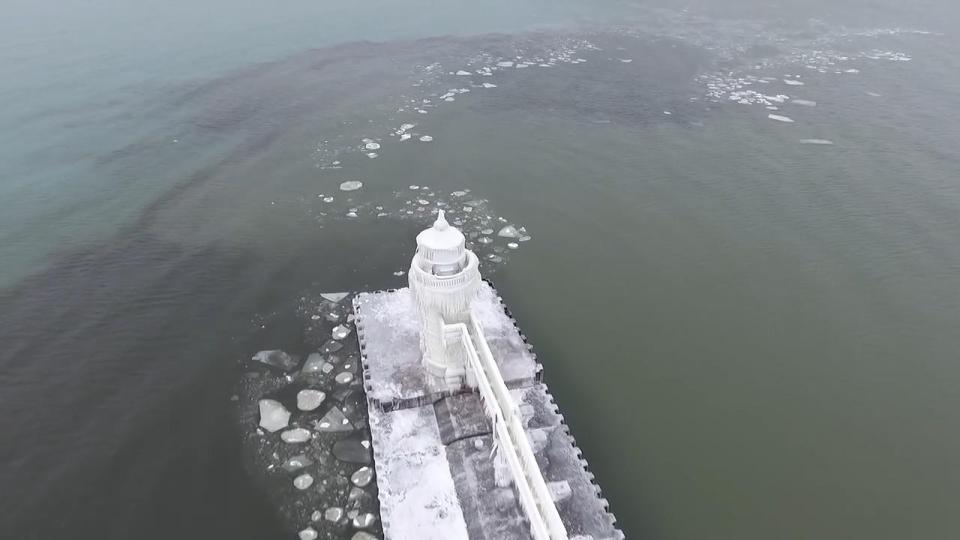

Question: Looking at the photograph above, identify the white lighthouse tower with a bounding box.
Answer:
[408,210,482,384]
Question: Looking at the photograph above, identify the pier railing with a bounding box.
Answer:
[443,316,568,540]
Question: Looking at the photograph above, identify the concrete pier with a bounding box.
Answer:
[355,282,623,540]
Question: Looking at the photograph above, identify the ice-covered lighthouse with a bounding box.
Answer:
[408,210,481,384]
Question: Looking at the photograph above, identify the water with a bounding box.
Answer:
[2,1,959,538]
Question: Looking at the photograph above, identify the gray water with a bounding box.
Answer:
[2,1,959,538]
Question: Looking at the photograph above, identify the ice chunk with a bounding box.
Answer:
[321,339,343,354]
[619,58,633,63]
[507,242,519,249]
[768,114,795,123]
[419,135,433,142]
[497,225,520,238]
[351,466,373,487]
[351,533,377,540]
[332,325,351,340]
[399,133,412,141]
[325,507,344,522]
[455,70,471,76]
[258,399,290,432]
[783,79,805,86]
[252,350,298,371]
[481,82,497,88]
[335,372,354,385]
[281,428,312,443]
[282,454,313,472]
[799,139,834,145]
[302,353,325,374]
[315,407,354,432]
[497,61,514,67]
[352,513,377,529]
[297,389,326,411]
[293,473,314,490]
[339,181,363,192]
[364,142,380,150]
[299,527,318,540]
[792,99,817,107]
[333,439,373,464]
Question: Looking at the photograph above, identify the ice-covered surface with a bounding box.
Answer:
[359,282,622,539]
[367,405,469,540]
[354,283,539,406]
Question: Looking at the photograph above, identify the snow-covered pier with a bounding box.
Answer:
[353,211,622,540]
[238,211,621,540]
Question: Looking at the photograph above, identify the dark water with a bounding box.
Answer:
[2,1,960,539]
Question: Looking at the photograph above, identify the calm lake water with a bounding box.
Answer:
[2,1,959,538]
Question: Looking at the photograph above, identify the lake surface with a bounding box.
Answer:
[2,1,959,538]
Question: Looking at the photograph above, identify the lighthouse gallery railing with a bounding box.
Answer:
[443,315,568,540]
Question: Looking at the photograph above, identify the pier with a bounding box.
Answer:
[354,211,622,540]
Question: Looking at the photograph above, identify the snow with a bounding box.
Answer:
[367,405,469,540]
[768,114,795,123]
[258,399,290,432]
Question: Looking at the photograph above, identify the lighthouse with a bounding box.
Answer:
[408,210,482,385]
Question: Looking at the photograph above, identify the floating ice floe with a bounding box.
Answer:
[252,350,298,372]
[799,139,834,145]
[340,181,363,192]
[455,70,472,76]
[844,68,860,74]
[351,466,374,487]
[281,428,312,443]
[618,58,633,63]
[335,372,354,385]
[768,114,795,123]
[315,406,353,432]
[497,61,514,68]
[366,153,378,159]
[364,142,380,151]
[419,135,433,142]
[507,242,519,250]
[353,513,377,529]
[321,292,348,303]
[792,99,817,107]
[481,82,497,88]
[332,325,351,340]
[497,225,520,238]
[258,399,291,432]
[297,389,326,411]
[783,79,805,86]
[298,527,318,540]
[293,473,314,490]
[400,133,412,141]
